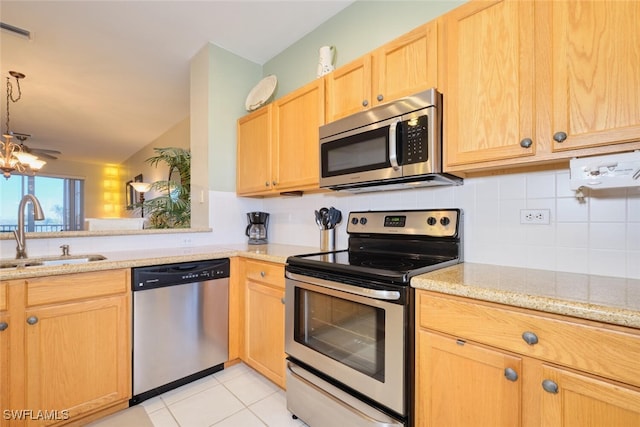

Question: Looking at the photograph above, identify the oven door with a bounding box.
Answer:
[320,116,403,188]
[285,272,406,416]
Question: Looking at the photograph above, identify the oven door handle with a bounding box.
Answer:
[286,271,401,301]
[287,362,403,427]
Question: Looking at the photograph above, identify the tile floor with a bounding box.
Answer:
[140,363,308,427]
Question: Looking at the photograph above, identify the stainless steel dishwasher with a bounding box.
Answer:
[131,258,229,404]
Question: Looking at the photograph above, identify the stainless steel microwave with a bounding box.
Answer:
[319,88,462,192]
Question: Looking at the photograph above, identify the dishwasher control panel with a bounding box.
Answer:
[132,258,230,291]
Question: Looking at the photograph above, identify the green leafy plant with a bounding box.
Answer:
[141,147,191,228]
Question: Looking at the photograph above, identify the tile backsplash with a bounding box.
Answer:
[243,168,639,279]
[2,168,638,279]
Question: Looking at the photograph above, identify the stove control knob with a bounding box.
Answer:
[440,217,451,226]
[351,217,359,225]
[427,217,437,226]
[360,217,368,225]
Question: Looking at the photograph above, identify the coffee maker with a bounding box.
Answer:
[246,212,269,244]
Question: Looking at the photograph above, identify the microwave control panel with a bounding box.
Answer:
[402,115,428,165]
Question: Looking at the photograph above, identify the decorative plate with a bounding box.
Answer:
[245,75,277,111]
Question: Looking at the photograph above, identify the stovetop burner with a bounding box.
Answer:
[287,208,463,286]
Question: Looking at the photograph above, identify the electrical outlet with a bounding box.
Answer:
[520,209,550,225]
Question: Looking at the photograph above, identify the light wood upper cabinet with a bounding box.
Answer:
[326,21,438,123]
[272,78,324,193]
[549,0,640,152]
[443,0,640,173]
[237,79,324,196]
[237,106,272,195]
[443,0,536,168]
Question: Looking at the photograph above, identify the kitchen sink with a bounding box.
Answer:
[0,254,107,269]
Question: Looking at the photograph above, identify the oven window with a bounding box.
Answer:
[294,288,385,382]
[321,126,390,177]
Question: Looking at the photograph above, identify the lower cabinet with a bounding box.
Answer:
[415,290,640,427]
[241,259,286,388]
[2,270,131,427]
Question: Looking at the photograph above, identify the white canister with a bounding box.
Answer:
[317,45,336,78]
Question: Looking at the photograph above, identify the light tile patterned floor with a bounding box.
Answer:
[141,363,307,427]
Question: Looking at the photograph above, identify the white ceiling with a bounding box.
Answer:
[0,0,354,165]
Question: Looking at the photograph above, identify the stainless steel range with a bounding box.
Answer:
[285,209,463,427]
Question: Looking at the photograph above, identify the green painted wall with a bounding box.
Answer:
[263,0,464,97]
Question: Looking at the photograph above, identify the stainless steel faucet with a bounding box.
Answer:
[14,194,45,259]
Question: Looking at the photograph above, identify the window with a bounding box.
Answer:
[0,175,85,232]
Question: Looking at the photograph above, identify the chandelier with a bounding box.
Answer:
[1,71,45,179]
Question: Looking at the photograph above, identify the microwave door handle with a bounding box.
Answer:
[389,120,400,171]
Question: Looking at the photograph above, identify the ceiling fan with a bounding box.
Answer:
[11,131,62,160]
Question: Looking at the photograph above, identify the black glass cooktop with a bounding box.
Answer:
[287,249,458,285]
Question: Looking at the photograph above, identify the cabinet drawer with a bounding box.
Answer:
[244,260,284,288]
[27,269,129,306]
[0,283,6,311]
[418,291,640,388]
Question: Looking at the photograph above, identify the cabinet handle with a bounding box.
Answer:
[522,331,539,345]
[520,138,533,148]
[26,316,38,325]
[553,132,567,143]
[0,322,8,331]
[377,94,384,102]
[504,368,518,382]
[542,379,559,394]
[260,271,266,277]
[362,100,369,107]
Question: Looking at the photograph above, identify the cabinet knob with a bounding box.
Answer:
[553,132,567,143]
[377,94,384,102]
[272,180,277,186]
[542,379,559,394]
[26,316,38,325]
[260,271,266,277]
[362,100,369,107]
[0,322,8,331]
[504,367,518,382]
[265,181,270,187]
[281,297,286,305]
[520,138,533,148]
[522,331,539,345]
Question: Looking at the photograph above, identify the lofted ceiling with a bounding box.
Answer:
[0,0,354,165]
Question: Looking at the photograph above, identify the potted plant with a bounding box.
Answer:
[141,147,191,228]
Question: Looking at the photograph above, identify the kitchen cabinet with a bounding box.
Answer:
[415,290,640,426]
[236,78,324,196]
[1,284,8,427]
[443,0,640,173]
[241,259,286,388]
[325,21,438,122]
[2,270,131,427]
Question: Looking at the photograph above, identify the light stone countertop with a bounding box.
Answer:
[411,263,640,329]
[0,243,320,280]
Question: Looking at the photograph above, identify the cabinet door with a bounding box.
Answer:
[416,330,522,427]
[0,313,8,427]
[541,365,640,426]
[245,280,285,388]
[272,79,324,192]
[24,294,130,426]
[550,0,640,152]
[444,0,536,169]
[237,106,272,195]
[325,55,372,122]
[372,21,438,107]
